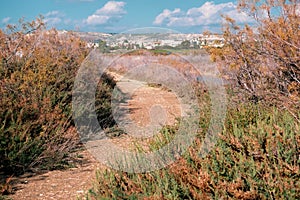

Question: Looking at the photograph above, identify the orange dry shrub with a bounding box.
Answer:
[0,17,89,173]
[209,0,300,116]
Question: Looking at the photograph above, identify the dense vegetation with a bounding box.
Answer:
[210,0,300,114]
[0,18,115,181]
[85,0,299,199]
[86,103,299,199]
[0,18,85,175]
[1,0,299,198]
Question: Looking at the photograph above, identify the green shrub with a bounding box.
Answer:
[86,103,299,199]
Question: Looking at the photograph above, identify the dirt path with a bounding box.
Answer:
[110,72,182,138]
[8,71,182,200]
[9,149,103,200]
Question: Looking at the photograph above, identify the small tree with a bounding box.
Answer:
[180,40,191,49]
[210,0,299,117]
[98,39,110,53]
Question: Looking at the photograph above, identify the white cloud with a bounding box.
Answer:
[45,17,62,25]
[45,11,62,17]
[44,11,65,26]
[2,17,11,24]
[86,15,110,25]
[85,1,126,25]
[153,8,181,25]
[95,1,126,15]
[153,1,252,27]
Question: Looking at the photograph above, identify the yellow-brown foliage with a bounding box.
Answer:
[210,0,300,117]
[0,17,89,174]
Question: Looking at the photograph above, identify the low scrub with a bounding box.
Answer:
[85,103,299,199]
[0,18,116,177]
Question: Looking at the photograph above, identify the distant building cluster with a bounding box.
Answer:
[84,33,225,51]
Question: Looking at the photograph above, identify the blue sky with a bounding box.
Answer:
[0,0,252,33]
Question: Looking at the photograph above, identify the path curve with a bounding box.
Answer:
[9,71,183,199]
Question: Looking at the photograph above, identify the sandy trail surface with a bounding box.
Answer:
[9,71,183,200]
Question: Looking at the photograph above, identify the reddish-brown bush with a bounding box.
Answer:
[210,0,299,118]
[0,17,89,174]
